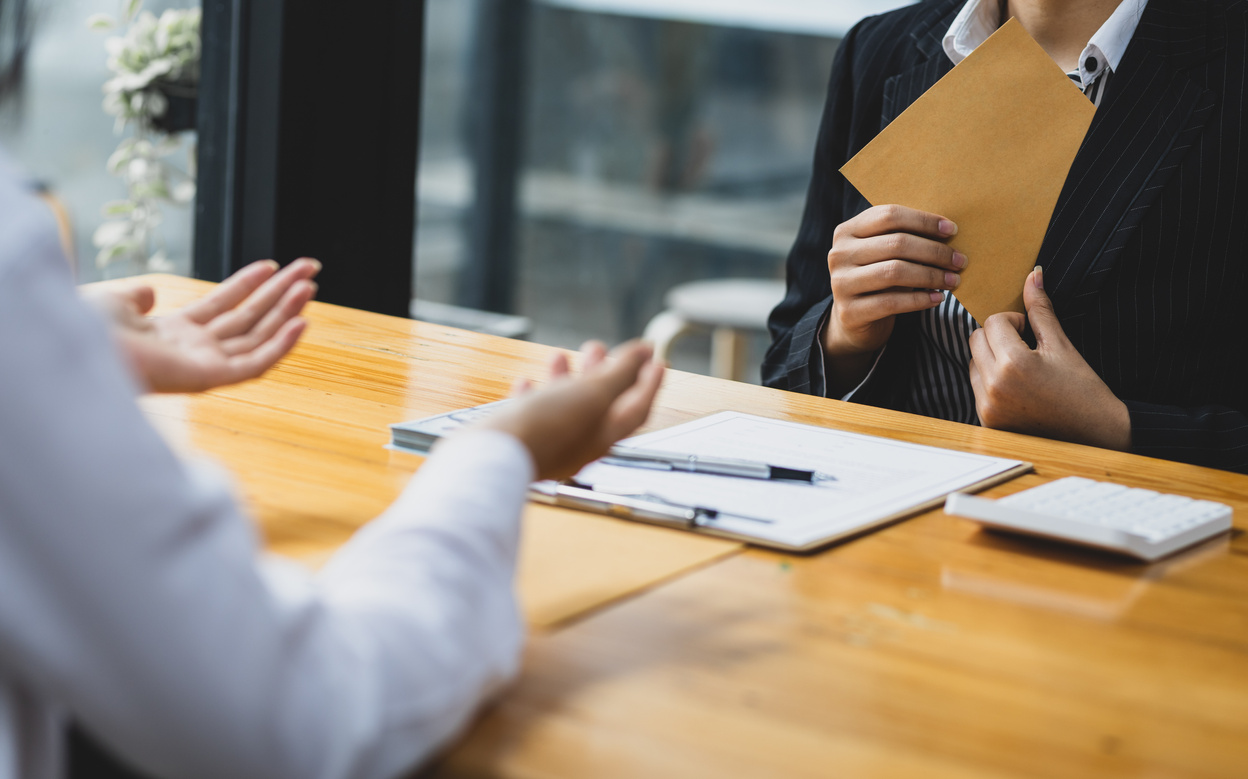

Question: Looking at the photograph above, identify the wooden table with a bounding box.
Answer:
[111,275,1248,779]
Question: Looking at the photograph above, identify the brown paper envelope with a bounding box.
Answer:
[840,18,1095,325]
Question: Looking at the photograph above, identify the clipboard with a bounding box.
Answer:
[392,407,1031,553]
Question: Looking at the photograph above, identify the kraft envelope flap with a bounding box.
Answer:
[840,18,1095,324]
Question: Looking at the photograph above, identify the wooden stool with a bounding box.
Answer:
[643,278,785,381]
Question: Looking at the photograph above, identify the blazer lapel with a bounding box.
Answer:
[881,0,960,129]
[881,57,953,130]
[1037,0,1221,315]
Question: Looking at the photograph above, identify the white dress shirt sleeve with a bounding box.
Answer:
[0,169,533,779]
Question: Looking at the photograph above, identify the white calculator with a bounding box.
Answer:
[945,476,1233,561]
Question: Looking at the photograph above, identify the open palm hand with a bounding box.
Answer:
[85,258,321,393]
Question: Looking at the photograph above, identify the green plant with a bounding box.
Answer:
[89,0,200,272]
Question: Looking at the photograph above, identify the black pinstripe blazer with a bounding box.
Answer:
[764,0,1248,473]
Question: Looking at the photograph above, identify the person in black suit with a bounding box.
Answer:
[764,0,1248,474]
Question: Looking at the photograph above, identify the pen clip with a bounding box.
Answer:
[598,456,674,472]
[601,446,831,484]
[529,480,701,530]
[576,483,777,526]
[529,481,777,528]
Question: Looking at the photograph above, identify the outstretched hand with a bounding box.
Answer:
[480,341,665,481]
[83,258,321,393]
[968,266,1130,450]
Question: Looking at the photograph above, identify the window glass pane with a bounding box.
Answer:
[0,0,198,283]
[416,1,906,380]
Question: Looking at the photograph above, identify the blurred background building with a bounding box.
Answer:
[2,0,909,381]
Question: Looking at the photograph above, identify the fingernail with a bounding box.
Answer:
[264,259,280,271]
[1033,265,1044,290]
[938,219,957,236]
[952,251,967,269]
[945,272,960,289]
[308,259,322,272]
[929,291,944,304]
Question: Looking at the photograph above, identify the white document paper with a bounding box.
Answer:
[574,411,1028,549]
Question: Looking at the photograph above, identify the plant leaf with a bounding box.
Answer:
[101,200,135,216]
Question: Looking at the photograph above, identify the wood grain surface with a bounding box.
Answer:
[100,275,1248,779]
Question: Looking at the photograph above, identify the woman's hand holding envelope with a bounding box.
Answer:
[821,204,966,394]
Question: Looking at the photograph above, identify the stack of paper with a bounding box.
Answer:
[389,400,511,454]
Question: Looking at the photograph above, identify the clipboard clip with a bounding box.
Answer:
[528,481,774,530]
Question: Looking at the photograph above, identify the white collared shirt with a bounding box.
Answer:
[0,146,534,779]
[943,0,1147,88]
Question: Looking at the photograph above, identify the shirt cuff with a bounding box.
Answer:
[811,305,830,397]
[812,304,888,402]
[427,428,536,489]
[323,428,535,580]
[840,344,889,403]
[400,428,536,533]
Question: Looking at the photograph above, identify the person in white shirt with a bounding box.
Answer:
[0,137,664,778]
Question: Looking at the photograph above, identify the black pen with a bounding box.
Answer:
[600,446,836,484]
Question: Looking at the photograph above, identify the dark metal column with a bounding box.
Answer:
[458,0,530,313]
[195,0,424,317]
